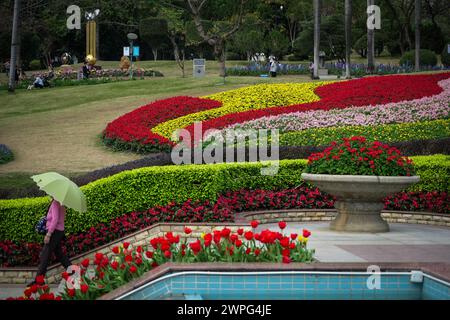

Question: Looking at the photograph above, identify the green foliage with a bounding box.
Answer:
[400,49,438,67]
[279,120,450,148]
[29,60,42,71]
[0,160,306,242]
[442,46,450,67]
[408,155,450,192]
[1,155,448,242]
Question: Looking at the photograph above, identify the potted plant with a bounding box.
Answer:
[301,136,420,232]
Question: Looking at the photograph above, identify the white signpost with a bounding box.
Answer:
[193,59,206,77]
[123,47,130,57]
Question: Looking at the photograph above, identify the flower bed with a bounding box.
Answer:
[0,144,14,165]
[227,78,450,132]
[279,119,450,147]
[151,82,328,139]
[186,73,449,141]
[102,96,221,153]
[305,136,415,176]
[6,222,314,300]
[1,187,448,268]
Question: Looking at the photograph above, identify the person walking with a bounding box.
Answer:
[28,199,72,286]
[269,57,278,77]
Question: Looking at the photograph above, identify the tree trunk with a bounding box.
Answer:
[170,35,185,78]
[345,0,352,79]
[313,0,321,79]
[415,0,421,72]
[152,48,158,61]
[8,0,21,92]
[214,39,226,77]
[367,0,375,73]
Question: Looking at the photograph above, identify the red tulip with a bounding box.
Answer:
[184,227,192,235]
[251,220,259,228]
[129,266,137,273]
[112,246,120,254]
[278,221,287,230]
[80,284,89,294]
[303,229,311,238]
[244,231,254,241]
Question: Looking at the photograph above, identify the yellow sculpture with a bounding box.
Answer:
[120,56,131,71]
[85,54,97,66]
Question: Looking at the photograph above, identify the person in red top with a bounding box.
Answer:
[29,198,72,286]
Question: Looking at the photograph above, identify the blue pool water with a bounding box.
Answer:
[118,271,450,300]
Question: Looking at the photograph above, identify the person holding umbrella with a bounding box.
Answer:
[28,172,87,286]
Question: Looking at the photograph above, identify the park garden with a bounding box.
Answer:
[0,0,449,302]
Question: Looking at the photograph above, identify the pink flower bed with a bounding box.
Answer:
[226,78,450,132]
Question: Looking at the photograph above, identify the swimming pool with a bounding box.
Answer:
[117,271,450,300]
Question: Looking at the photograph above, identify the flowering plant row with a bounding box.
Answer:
[1,187,448,268]
[185,73,449,142]
[279,119,450,148]
[151,82,327,139]
[8,222,314,300]
[226,78,450,133]
[102,96,221,153]
[305,136,415,176]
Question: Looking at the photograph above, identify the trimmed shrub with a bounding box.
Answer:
[400,49,438,67]
[0,156,447,242]
[442,46,450,67]
[0,160,306,242]
[0,144,14,165]
[28,59,41,71]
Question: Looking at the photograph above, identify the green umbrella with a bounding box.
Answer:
[31,172,87,213]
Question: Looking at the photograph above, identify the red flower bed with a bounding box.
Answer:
[1,188,448,267]
[305,136,415,176]
[185,73,450,141]
[385,191,449,213]
[8,222,314,300]
[102,96,221,153]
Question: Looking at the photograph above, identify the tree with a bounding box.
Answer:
[345,0,352,78]
[8,0,21,93]
[367,0,375,73]
[415,0,421,71]
[265,29,289,58]
[313,0,321,79]
[229,14,265,60]
[174,0,248,77]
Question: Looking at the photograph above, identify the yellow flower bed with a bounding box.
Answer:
[152,82,330,139]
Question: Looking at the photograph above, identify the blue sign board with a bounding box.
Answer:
[133,46,140,57]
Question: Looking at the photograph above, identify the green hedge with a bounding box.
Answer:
[279,120,450,147]
[400,49,438,66]
[0,161,305,242]
[0,156,447,242]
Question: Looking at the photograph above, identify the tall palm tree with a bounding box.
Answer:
[415,0,421,72]
[345,0,352,79]
[367,0,375,73]
[313,0,321,79]
[8,0,21,93]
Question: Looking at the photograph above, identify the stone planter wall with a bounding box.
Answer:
[0,223,249,285]
[242,209,450,227]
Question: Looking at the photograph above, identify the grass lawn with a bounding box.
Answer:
[0,60,319,190]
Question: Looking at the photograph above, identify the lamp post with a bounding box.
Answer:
[127,33,138,80]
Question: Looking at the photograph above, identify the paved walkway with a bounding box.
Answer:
[258,222,450,263]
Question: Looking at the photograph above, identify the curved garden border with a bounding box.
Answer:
[1,209,449,285]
